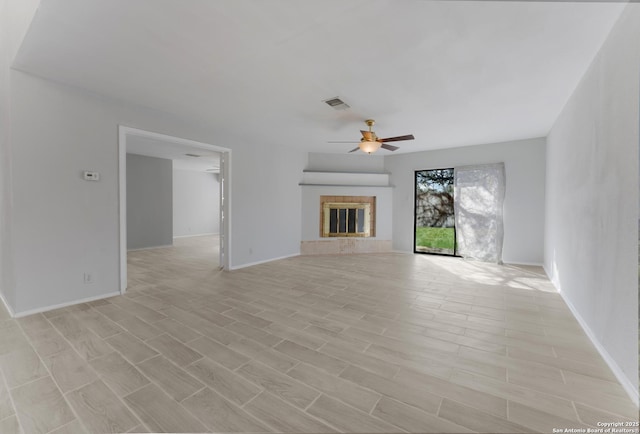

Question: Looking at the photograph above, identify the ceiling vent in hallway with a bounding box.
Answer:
[323,97,350,110]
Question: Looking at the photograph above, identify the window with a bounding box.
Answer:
[414,164,506,263]
[414,168,456,255]
[453,164,505,263]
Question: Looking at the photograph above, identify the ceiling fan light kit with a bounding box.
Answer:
[359,139,382,154]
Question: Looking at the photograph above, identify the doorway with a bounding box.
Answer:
[118,126,231,294]
[414,164,506,263]
[414,168,456,255]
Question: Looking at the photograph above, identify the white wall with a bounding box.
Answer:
[5,0,39,61]
[173,169,219,237]
[307,152,385,173]
[6,70,305,314]
[0,0,40,313]
[230,144,305,267]
[0,0,13,311]
[384,138,546,265]
[126,154,173,250]
[545,5,639,403]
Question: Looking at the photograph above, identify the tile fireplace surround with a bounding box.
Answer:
[301,238,392,255]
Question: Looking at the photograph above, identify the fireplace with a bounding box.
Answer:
[320,196,376,238]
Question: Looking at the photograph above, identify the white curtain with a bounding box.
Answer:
[454,163,506,263]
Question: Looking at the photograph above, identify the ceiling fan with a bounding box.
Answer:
[329,119,415,154]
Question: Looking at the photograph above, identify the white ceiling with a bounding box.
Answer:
[13,0,628,154]
[127,135,220,172]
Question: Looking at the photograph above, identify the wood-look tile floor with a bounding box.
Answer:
[0,235,637,433]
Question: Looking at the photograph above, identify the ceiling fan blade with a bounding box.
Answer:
[348,147,361,153]
[381,143,399,152]
[360,130,373,141]
[380,134,415,143]
[327,141,360,143]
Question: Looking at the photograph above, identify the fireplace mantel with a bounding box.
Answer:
[299,170,392,187]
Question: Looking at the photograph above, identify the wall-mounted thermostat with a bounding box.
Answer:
[83,171,100,181]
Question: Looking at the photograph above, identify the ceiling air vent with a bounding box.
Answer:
[323,97,350,110]
[184,153,201,157]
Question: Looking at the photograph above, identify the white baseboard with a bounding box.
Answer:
[0,290,15,318]
[554,284,639,407]
[12,291,121,318]
[127,244,173,252]
[392,251,544,267]
[503,260,544,267]
[173,233,219,239]
[229,253,300,270]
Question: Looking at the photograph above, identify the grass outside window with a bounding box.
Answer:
[415,227,455,253]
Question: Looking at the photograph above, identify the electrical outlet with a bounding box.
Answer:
[84,273,93,284]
